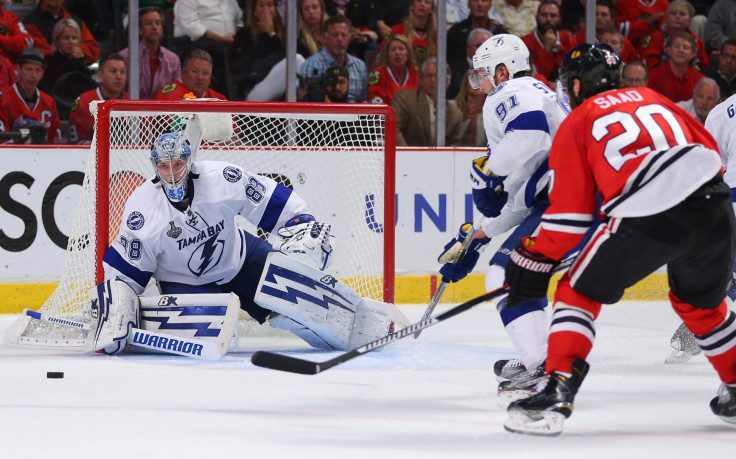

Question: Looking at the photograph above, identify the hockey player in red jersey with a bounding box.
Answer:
[502,43,736,436]
[0,47,61,144]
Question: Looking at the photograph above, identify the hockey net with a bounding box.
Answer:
[6,100,395,349]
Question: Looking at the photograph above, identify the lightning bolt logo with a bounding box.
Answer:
[261,264,355,312]
[188,237,224,277]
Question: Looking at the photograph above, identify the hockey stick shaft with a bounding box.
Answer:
[250,285,510,375]
[24,309,226,361]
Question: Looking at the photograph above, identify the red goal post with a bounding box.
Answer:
[94,100,396,303]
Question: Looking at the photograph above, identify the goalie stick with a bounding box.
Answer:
[250,285,510,375]
[23,309,227,361]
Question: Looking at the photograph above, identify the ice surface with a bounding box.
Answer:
[1,301,735,458]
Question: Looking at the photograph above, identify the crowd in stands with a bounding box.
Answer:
[0,0,734,146]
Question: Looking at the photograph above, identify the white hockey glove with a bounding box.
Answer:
[87,278,140,355]
[277,214,335,270]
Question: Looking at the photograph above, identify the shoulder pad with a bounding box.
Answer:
[161,83,177,94]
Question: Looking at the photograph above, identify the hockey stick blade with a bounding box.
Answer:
[250,285,510,375]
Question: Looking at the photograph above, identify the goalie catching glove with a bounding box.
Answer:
[438,222,490,282]
[505,236,557,308]
[278,214,334,271]
[471,156,508,218]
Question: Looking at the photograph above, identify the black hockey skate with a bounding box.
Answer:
[710,383,736,425]
[504,358,589,436]
[665,322,701,364]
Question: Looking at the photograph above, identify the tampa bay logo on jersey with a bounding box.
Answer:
[223,166,242,183]
[188,236,225,277]
[127,211,145,230]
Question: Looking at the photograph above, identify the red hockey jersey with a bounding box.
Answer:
[368,65,419,104]
[522,30,578,81]
[68,88,129,144]
[615,0,669,46]
[0,83,61,143]
[0,8,32,63]
[389,23,431,64]
[533,87,721,261]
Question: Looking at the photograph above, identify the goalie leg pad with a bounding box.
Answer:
[88,279,140,355]
[255,252,370,350]
[348,298,410,348]
[138,293,241,352]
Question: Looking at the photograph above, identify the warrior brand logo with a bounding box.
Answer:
[166,221,182,239]
[223,166,243,183]
[188,236,225,277]
[127,211,145,230]
[131,331,204,356]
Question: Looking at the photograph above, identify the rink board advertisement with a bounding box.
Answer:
[0,146,483,281]
[0,146,666,308]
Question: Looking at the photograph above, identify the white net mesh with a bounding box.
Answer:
[7,100,394,348]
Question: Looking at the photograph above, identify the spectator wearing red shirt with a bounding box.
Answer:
[368,34,419,105]
[0,47,61,144]
[23,0,100,64]
[522,0,578,82]
[0,7,33,64]
[156,49,228,100]
[68,54,129,145]
[639,0,708,70]
[615,0,668,49]
[388,0,436,65]
[648,32,703,102]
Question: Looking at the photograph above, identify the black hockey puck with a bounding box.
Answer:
[46,371,64,379]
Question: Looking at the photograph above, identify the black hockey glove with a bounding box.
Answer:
[505,236,557,308]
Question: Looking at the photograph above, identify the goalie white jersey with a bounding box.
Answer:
[480,77,568,237]
[103,160,310,294]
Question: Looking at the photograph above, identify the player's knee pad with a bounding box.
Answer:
[498,296,546,326]
[88,278,140,355]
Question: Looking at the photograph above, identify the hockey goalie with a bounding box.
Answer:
[89,130,408,356]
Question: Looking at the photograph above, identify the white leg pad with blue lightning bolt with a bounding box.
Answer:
[255,252,406,350]
[87,278,140,355]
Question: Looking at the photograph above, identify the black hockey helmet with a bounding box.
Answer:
[558,43,622,108]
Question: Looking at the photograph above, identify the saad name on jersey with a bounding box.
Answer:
[592,89,644,109]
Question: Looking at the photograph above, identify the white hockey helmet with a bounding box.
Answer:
[150,132,193,202]
[469,34,531,89]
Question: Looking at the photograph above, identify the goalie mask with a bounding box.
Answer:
[470,34,530,90]
[151,133,193,202]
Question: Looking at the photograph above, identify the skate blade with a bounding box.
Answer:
[715,414,736,426]
[496,388,537,408]
[664,349,697,364]
[504,410,565,436]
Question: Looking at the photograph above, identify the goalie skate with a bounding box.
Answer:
[665,322,701,364]
[504,358,589,436]
[711,383,736,425]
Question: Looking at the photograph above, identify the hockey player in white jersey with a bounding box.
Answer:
[665,93,736,364]
[437,34,569,398]
[91,131,407,355]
